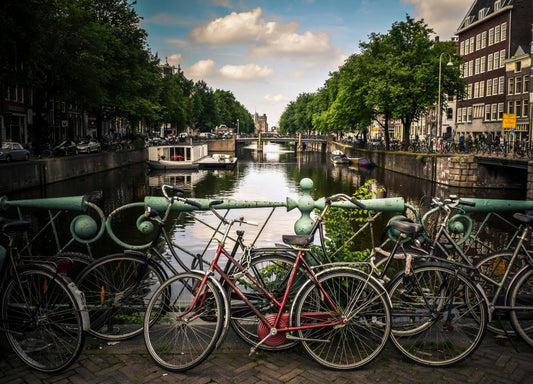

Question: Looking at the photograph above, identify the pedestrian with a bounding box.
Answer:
[466,134,472,153]
[486,133,493,155]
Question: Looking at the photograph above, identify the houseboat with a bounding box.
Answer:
[147,143,237,170]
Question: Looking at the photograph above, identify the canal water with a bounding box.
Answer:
[5,143,527,268]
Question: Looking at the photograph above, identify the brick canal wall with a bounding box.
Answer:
[0,149,147,194]
[331,142,528,190]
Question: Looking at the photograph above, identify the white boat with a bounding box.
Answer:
[331,150,350,165]
[147,143,208,170]
[147,143,237,170]
[196,153,237,169]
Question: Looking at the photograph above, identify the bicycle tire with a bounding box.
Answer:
[387,262,488,367]
[144,272,225,372]
[474,250,525,335]
[75,253,167,340]
[2,266,85,373]
[227,252,307,351]
[509,266,533,347]
[293,268,391,370]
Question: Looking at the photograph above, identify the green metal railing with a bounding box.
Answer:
[1,178,532,260]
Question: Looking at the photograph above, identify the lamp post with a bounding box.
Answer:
[237,119,239,136]
[438,52,454,139]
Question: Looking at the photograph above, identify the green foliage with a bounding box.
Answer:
[313,180,385,263]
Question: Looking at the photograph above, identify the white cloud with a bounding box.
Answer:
[402,0,469,39]
[219,63,274,80]
[184,60,274,81]
[264,94,290,103]
[187,7,344,62]
[165,53,182,67]
[188,8,263,44]
[185,59,217,78]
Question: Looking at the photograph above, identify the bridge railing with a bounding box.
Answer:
[2,178,533,264]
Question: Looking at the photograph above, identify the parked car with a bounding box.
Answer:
[0,142,30,162]
[53,140,78,156]
[77,139,101,153]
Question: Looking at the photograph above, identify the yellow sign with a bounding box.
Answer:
[502,113,516,129]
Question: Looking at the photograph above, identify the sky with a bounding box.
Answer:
[133,0,470,128]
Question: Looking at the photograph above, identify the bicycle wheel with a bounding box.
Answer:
[144,272,225,372]
[293,268,391,370]
[2,266,85,373]
[75,253,167,340]
[475,251,525,335]
[387,263,488,367]
[509,266,533,347]
[227,252,307,351]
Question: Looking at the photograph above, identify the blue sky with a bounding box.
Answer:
[133,0,469,127]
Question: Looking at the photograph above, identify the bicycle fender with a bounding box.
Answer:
[504,264,532,306]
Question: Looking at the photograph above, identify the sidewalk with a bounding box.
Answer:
[2,330,533,384]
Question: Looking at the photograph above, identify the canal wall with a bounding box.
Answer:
[0,149,147,194]
[331,142,528,190]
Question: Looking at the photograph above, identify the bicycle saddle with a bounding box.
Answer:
[282,234,314,247]
[389,220,423,235]
[513,213,533,225]
[0,217,31,234]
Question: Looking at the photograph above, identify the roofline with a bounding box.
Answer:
[455,5,513,35]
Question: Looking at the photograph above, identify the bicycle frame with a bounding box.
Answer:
[184,223,345,351]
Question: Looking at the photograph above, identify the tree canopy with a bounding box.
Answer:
[279,15,464,147]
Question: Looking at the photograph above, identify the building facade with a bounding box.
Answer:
[455,0,532,141]
[252,112,268,133]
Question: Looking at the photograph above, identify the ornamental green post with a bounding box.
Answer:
[286,178,325,235]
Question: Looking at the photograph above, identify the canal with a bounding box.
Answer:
[4,143,527,267]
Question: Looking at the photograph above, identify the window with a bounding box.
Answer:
[481,56,486,73]
[468,83,473,99]
[499,76,504,94]
[524,100,529,117]
[475,58,480,75]
[485,104,492,120]
[516,77,522,93]
[482,31,487,48]
[509,78,515,94]
[501,23,507,41]
[463,108,467,122]
[479,80,485,97]
[460,41,465,56]
[488,53,493,71]
[469,61,474,77]
[498,103,504,119]
[525,75,529,92]
[491,104,497,120]
[500,50,506,67]
[508,101,514,114]
[516,101,522,117]
[447,108,453,119]
[494,0,502,11]
[474,82,479,98]
[465,39,470,54]
[470,37,475,53]
[489,28,494,45]
[457,108,462,123]
[493,51,500,69]
[487,79,493,96]
[495,25,501,43]
[468,107,473,122]
[516,62,521,72]
[476,34,481,50]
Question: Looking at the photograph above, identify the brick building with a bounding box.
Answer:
[455,0,532,140]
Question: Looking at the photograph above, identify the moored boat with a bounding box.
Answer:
[331,150,350,165]
[147,143,238,170]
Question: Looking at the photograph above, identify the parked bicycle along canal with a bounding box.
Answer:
[5,143,527,262]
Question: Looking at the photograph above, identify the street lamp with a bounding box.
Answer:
[438,52,454,138]
[237,119,239,136]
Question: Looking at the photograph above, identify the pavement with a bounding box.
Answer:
[2,329,533,384]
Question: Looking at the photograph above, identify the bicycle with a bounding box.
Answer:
[371,198,490,367]
[0,216,88,373]
[74,185,205,341]
[143,200,392,371]
[473,212,533,347]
